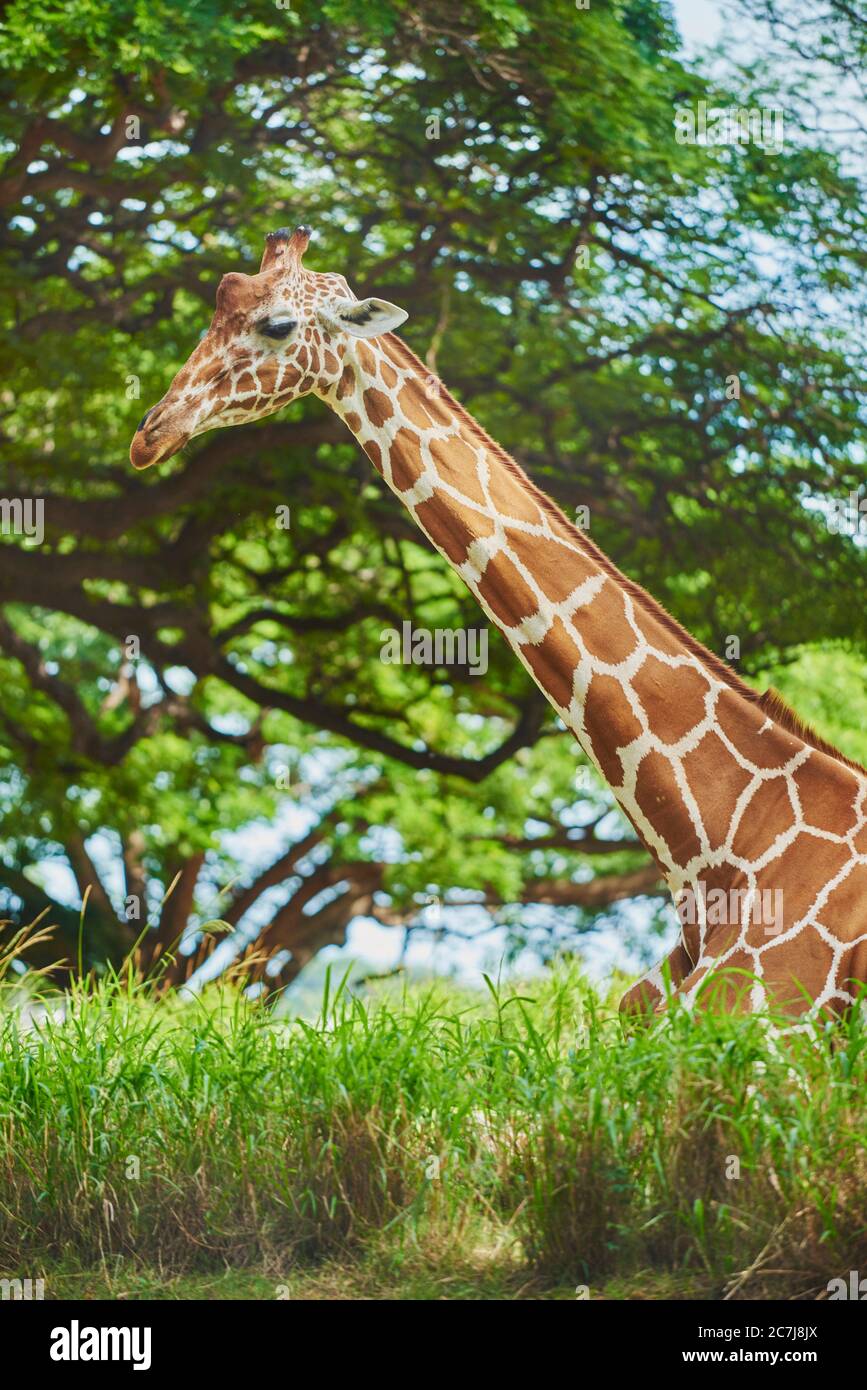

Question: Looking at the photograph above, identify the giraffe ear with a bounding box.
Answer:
[320,297,408,338]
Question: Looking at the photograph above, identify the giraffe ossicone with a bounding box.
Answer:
[130,226,867,1021]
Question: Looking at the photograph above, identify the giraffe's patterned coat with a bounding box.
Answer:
[130,228,867,1020]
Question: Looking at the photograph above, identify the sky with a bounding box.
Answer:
[671,0,724,55]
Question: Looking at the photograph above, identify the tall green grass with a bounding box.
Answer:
[1,950,865,1298]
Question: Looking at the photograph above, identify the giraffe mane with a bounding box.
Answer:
[383,333,866,778]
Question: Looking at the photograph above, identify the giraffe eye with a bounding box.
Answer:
[258,318,297,340]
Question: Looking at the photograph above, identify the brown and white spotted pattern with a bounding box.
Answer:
[131,228,867,1020]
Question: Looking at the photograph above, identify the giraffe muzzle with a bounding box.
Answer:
[130,407,189,469]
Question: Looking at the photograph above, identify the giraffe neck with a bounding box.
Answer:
[322,332,860,902]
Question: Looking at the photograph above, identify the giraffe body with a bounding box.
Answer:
[130,228,867,1018]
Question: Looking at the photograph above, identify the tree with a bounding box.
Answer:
[0,0,865,988]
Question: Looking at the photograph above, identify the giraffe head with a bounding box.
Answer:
[129,226,408,468]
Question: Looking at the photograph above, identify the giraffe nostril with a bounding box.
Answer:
[136,408,153,434]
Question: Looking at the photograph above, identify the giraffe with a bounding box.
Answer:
[130,226,867,1020]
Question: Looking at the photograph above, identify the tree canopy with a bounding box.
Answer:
[1,0,865,988]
